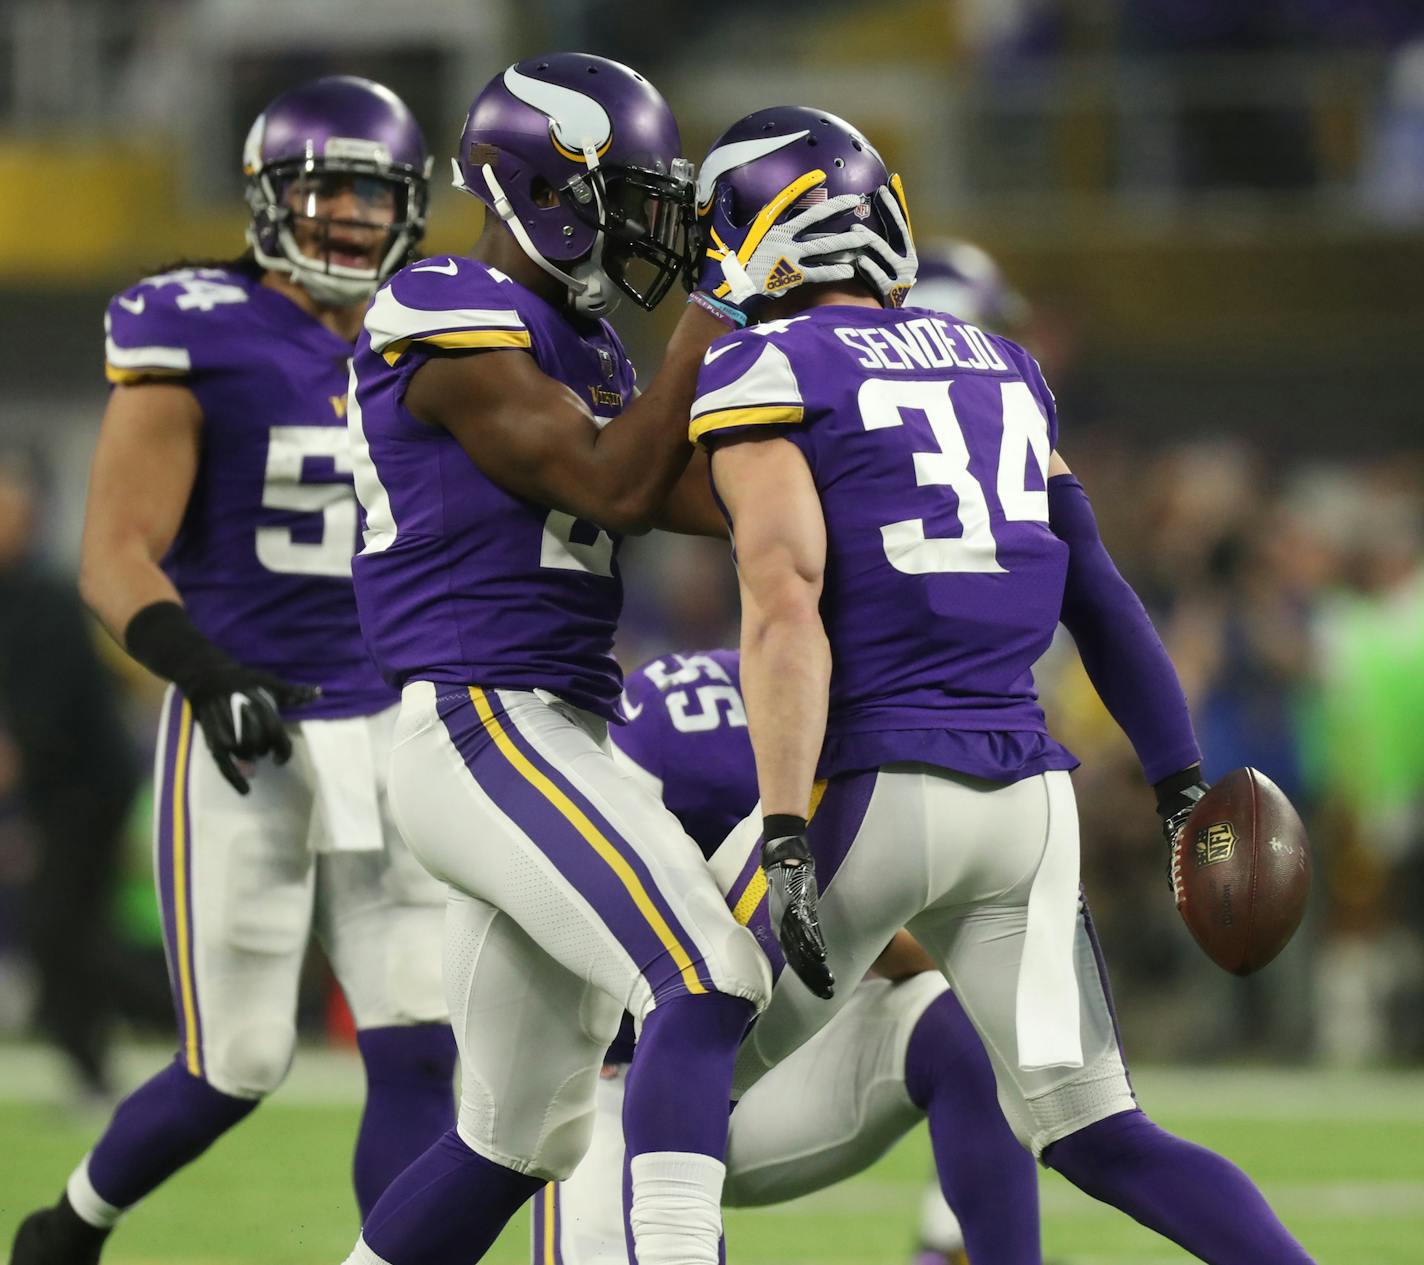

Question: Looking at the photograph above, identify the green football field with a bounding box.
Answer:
[2,1045,1422,1265]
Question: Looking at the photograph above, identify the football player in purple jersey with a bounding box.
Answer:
[691,108,1316,1264]
[10,78,458,1265]
[336,55,893,1265]
[531,649,1040,1265]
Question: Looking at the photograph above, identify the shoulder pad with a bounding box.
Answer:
[689,327,805,444]
[366,257,532,364]
[104,267,253,384]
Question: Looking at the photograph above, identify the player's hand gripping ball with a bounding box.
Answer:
[1169,767,1311,976]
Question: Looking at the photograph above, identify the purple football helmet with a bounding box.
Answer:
[452,53,694,314]
[695,107,915,304]
[908,241,1028,331]
[244,75,431,306]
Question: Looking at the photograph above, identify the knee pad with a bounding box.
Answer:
[205,1019,298,1099]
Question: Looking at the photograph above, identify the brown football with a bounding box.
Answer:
[1171,767,1311,976]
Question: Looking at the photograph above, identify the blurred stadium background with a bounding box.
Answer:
[2,1,1423,1262]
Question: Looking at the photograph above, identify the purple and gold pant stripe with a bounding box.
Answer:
[724,771,877,983]
[439,687,717,1001]
[155,692,204,1077]
[530,1181,564,1265]
[1081,890,1135,1099]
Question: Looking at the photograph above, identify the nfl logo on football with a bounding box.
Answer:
[1193,821,1238,868]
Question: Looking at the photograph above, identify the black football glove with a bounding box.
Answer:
[184,666,318,794]
[1154,765,1210,892]
[761,815,835,1000]
[125,601,318,795]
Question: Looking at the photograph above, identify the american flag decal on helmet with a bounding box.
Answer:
[792,187,829,211]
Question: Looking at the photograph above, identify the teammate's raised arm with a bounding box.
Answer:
[403,299,729,535]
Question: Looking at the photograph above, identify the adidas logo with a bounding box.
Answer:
[765,257,803,292]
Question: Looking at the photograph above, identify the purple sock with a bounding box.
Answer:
[622,992,753,1159]
[353,1024,457,1217]
[85,1058,256,1209]
[903,992,1040,1265]
[1044,1109,1315,1264]
[361,1128,542,1265]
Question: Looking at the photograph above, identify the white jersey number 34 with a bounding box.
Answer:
[859,376,1051,575]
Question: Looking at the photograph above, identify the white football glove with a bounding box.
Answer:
[854,185,919,307]
[714,193,881,304]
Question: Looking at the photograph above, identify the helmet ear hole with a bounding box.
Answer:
[530,176,559,209]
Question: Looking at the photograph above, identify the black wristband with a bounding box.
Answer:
[124,601,236,693]
[1152,764,1204,816]
[763,813,809,841]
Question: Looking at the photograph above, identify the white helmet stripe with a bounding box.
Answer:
[695,130,810,208]
[503,65,612,157]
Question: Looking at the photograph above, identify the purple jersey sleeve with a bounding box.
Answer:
[608,650,757,858]
[364,257,533,369]
[103,268,256,385]
[688,324,808,446]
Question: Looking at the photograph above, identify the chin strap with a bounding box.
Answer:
[476,163,613,315]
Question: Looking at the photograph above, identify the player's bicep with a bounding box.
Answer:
[83,383,203,565]
[405,349,603,509]
[1048,449,1071,478]
[712,436,825,615]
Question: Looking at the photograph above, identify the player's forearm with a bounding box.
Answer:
[1049,474,1201,783]
[78,534,183,647]
[740,599,830,818]
[584,303,729,532]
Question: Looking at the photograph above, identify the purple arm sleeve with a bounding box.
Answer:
[1049,474,1202,784]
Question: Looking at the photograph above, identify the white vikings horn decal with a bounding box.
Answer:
[695,131,810,210]
[503,65,613,162]
[241,113,266,175]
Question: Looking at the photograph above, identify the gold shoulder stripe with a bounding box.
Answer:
[105,364,190,385]
[382,328,533,366]
[690,404,805,442]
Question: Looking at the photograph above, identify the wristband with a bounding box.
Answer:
[124,600,235,693]
[687,291,748,329]
[763,813,809,841]
[1153,765,1205,816]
